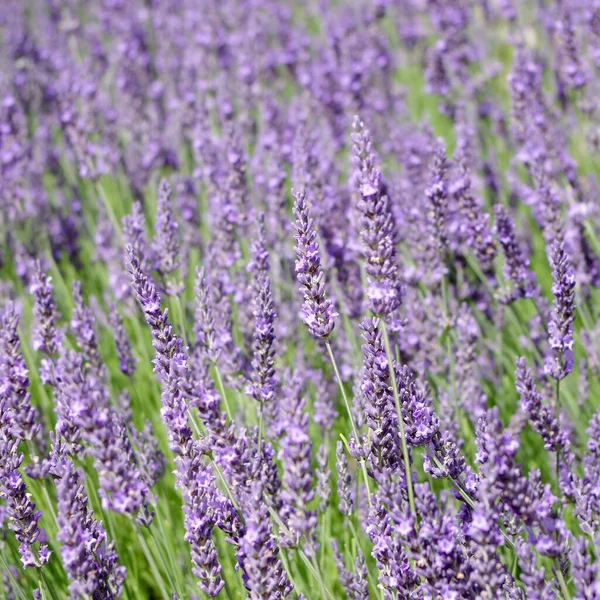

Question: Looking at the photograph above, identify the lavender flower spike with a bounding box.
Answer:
[352,116,402,317]
[0,399,51,568]
[0,303,41,441]
[53,452,126,598]
[237,482,293,599]
[292,187,337,339]
[29,260,61,356]
[153,178,180,277]
[545,241,576,380]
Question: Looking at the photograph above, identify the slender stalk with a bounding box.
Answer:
[214,366,233,420]
[257,400,265,456]
[556,379,561,485]
[324,340,372,506]
[136,528,172,600]
[380,322,416,516]
[556,568,571,600]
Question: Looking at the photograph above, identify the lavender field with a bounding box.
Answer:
[2,0,600,598]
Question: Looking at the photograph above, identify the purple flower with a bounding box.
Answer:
[352,117,402,317]
[545,241,576,380]
[236,483,293,599]
[515,357,566,452]
[0,303,41,441]
[107,302,137,376]
[71,281,106,380]
[291,187,337,339]
[53,452,125,598]
[494,205,538,302]
[29,261,62,356]
[425,138,450,252]
[153,178,181,278]
[336,441,354,517]
[0,404,50,568]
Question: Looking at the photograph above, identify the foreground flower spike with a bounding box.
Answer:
[0,397,50,568]
[0,303,41,441]
[237,482,293,599]
[545,241,576,380]
[352,116,402,317]
[494,205,538,302]
[292,187,337,338]
[29,260,61,356]
[53,452,125,598]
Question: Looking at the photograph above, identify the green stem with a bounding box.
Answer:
[136,528,172,600]
[214,365,233,420]
[257,400,265,456]
[556,567,571,600]
[380,322,416,517]
[324,340,372,507]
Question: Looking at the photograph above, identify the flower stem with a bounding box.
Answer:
[380,322,416,517]
[324,340,372,507]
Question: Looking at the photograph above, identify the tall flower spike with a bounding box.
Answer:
[246,273,277,406]
[53,452,125,598]
[71,281,105,380]
[107,302,137,376]
[29,260,62,356]
[0,303,41,441]
[0,396,50,568]
[425,138,449,252]
[545,241,575,380]
[352,116,402,317]
[236,482,293,599]
[494,205,538,302]
[515,357,566,452]
[291,187,337,338]
[153,178,180,277]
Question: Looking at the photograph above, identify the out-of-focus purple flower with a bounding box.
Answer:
[123,201,151,272]
[331,540,369,600]
[0,399,50,568]
[53,452,125,598]
[360,317,401,470]
[351,117,402,317]
[515,357,567,452]
[71,281,106,380]
[247,273,277,403]
[236,482,293,599]
[29,260,62,356]
[107,301,136,376]
[279,388,317,546]
[365,493,417,598]
[291,187,337,339]
[425,138,449,253]
[336,441,354,517]
[494,205,538,302]
[545,241,576,380]
[153,178,181,279]
[0,303,41,441]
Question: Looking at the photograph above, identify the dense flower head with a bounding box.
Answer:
[0,303,41,441]
[352,116,402,317]
[29,261,62,355]
[545,240,576,380]
[292,187,337,338]
[53,453,125,598]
